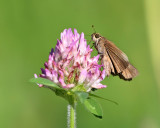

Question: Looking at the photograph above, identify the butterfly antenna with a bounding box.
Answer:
[92,25,96,33]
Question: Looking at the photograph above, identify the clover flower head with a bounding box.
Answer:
[35,28,106,92]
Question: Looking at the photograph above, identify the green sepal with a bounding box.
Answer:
[71,84,86,92]
[54,89,75,106]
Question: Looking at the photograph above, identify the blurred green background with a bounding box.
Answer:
[0,0,160,128]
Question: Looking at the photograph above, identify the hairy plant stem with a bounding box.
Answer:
[67,103,76,128]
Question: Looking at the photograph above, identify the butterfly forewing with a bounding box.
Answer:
[102,38,129,72]
[120,64,138,80]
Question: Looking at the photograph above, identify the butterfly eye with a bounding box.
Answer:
[95,34,100,38]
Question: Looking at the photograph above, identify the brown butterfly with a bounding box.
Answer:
[91,33,138,80]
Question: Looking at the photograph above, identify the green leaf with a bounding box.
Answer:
[30,78,76,105]
[75,91,88,103]
[89,93,118,105]
[84,98,103,119]
[30,78,60,89]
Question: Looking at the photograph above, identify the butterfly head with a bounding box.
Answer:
[91,33,102,43]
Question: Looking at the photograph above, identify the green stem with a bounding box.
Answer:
[67,103,76,128]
